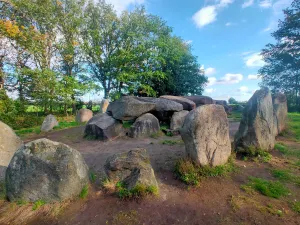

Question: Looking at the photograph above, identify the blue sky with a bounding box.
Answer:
[89,0,293,102]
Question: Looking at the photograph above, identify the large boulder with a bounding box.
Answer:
[105,148,158,190]
[214,100,231,114]
[129,113,160,138]
[5,139,89,202]
[107,96,156,121]
[84,113,123,141]
[100,99,109,113]
[170,110,189,130]
[160,95,196,111]
[0,121,23,179]
[180,105,231,167]
[273,93,288,136]
[76,108,93,123]
[41,114,59,132]
[183,95,213,107]
[234,88,275,153]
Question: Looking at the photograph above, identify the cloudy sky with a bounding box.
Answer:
[90,0,292,102]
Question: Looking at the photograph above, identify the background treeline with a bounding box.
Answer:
[0,0,207,122]
[259,0,300,112]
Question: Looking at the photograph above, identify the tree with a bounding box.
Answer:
[259,0,300,111]
[228,97,238,104]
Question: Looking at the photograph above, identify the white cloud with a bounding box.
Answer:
[239,86,249,92]
[262,0,293,32]
[205,88,215,93]
[207,77,217,86]
[106,0,145,14]
[192,5,218,28]
[259,0,273,8]
[242,0,254,8]
[225,22,232,26]
[241,51,254,56]
[192,0,234,28]
[205,67,217,76]
[248,74,261,80]
[244,52,265,67]
[217,73,243,84]
[184,40,193,45]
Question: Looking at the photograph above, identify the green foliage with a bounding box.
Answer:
[291,201,300,213]
[228,97,238,104]
[79,185,89,199]
[174,157,237,185]
[259,0,300,111]
[15,127,41,137]
[89,171,97,183]
[241,177,289,199]
[287,113,300,140]
[116,182,158,199]
[32,200,46,211]
[122,121,134,129]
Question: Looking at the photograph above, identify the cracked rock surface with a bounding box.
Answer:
[180,104,231,167]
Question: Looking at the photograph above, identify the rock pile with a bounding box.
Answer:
[85,95,215,140]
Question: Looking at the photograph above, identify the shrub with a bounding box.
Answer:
[241,177,289,199]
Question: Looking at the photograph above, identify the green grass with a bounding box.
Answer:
[271,169,300,186]
[0,182,6,200]
[238,146,272,163]
[228,111,243,121]
[32,200,46,211]
[116,182,158,199]
[15,127,41,137]
[150,131,165,139]
[79,185,89,199]
[275,143,300,159]
[287,113,300,141]
[241,177,290,199]
[53,121,82,130]
[174,156,237,185]
[89,171,97,183]
[161,140,184,145]
[291,201,300,213]
[122,121,134,129]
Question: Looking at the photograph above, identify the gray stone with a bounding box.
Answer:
[100,99,109,113]
[0,121,23,180]
[180,105,231,167]
[129,113,160,138]
[107,96,156,121]
[214,100,231,114]
[273,93,288,136]
[85,113,123,141]
[41,114,59,132]
[76,108,93,123]
[183,95,213,106]
[160,95,196,111]
[139,97,183,112]
[170,110,189,130]
[234,88,275,152]
[5,139,89,202]
[105,148,158,190]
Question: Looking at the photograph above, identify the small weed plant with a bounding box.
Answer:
[79,185,89,199]
[32,200,46,211]
[116,182,158,199]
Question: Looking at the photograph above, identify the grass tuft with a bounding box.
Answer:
[122,121,134,129]
[275,143,300,159]
[89,171,97,183]
[271,169,300,186]
[32,200,46,211]
[116,182,158,199]
[291,201,300,213]
[79,185,89,199]
[174,156,237,185]
[241,177,289,199]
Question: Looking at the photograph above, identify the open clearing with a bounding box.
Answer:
[0,121,300,225]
